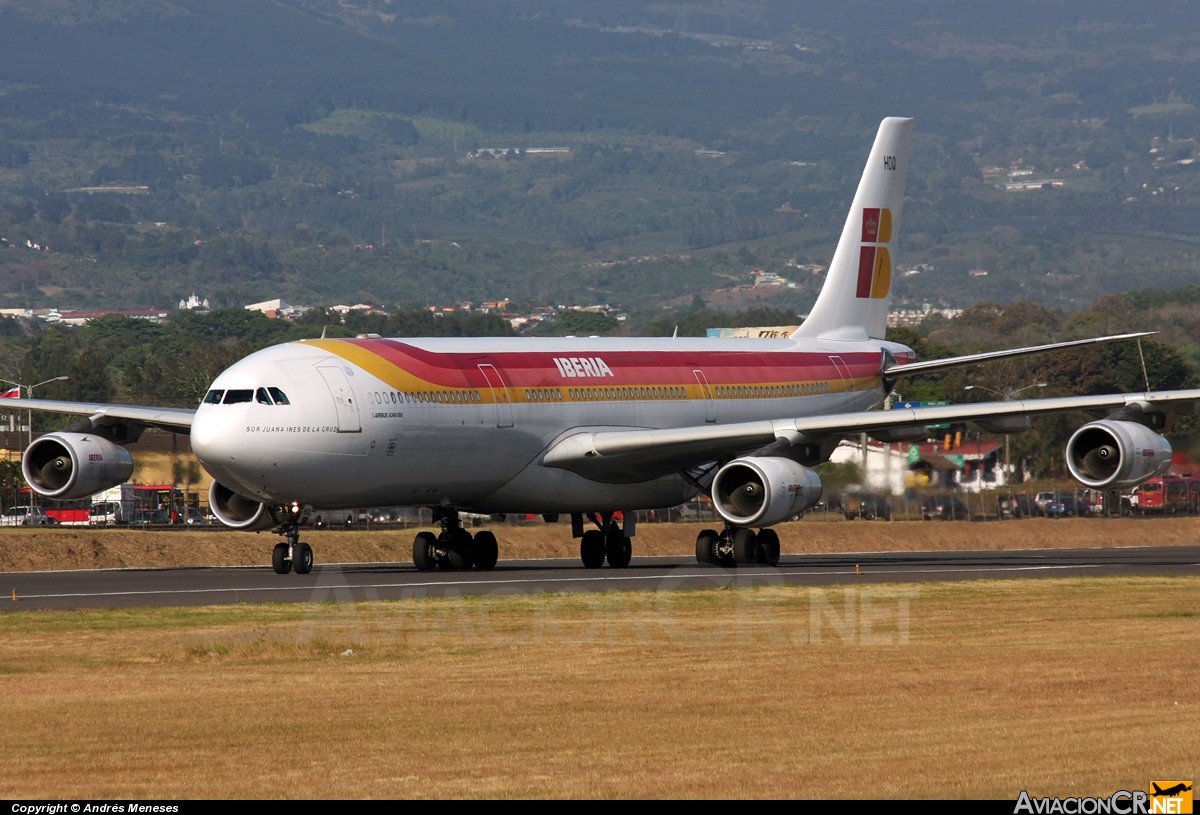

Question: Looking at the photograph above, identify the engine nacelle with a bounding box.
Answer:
[22,432,134,500]
[1065,419,1173,489]
[711,456,823,527]
[208,481,281,531]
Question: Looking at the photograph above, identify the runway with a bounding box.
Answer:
[4,545,1199,611]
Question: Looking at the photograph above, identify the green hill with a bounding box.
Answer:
[0,0,1196,311]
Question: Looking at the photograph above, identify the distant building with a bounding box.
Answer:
[50,309,169,326]
[1003,179,1064,191]
[886,304,962,328]
[830,437,1005,494]
[706,326,799,338]
[178,293,210,311]
[246,298,291,318]
[467,147,569,159]
[330,303,385,320]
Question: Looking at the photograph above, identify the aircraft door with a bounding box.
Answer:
[692,369,717,423]
[829,355,852,395]
[477,364,514,428]
[317,365,362,432]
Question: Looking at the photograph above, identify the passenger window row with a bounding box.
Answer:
[715,383,828,397]
[203,382,823,408]
[370,390,482,405]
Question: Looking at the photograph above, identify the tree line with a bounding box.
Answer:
[1,291,1195,480]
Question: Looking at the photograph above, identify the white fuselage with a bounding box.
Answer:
[190,335,910,514]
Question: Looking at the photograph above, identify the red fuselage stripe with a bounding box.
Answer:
[323,338,886,391]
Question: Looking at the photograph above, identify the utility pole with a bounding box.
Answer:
[963,382,1046,484]
[0,375,70,451]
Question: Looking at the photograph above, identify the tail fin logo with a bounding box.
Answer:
[861,207,892,243]
[856,207,893,299]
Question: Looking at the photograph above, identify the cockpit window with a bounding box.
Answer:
[206,387,291,406]
[222,389,253,404]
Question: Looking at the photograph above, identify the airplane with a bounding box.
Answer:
[1152,783,1193,797]
[8,116,1200,575]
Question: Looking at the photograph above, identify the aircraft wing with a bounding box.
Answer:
[542,389,1200,483]
[0,398,195,434]
[882,332,1155,378]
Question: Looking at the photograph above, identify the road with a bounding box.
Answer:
[4,545,1198,611]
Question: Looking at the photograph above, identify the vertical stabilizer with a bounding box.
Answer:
[791,117,913,341]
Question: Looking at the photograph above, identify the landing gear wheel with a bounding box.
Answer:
[472,530,499,570]
[272,542,291,575]
[755,529,780,566]
[292,542,314,575]
[413,531,438,571]
[605,535,632,569]
[732,527,759,565]
[580,530,606,569]
[695,529,719,565]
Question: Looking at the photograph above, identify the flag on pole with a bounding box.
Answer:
[0,386,21,398]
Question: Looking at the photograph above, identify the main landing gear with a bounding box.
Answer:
[272,525,314,575]
[694,525,780,567]
[574,512,633,569]
[412,508,499,572]
[409,509,634,571]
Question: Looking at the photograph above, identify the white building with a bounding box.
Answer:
[830,436,1006,495]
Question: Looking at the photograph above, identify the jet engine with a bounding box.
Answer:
[208,481,281,531]
[710,456,823,527]
[1065,420,1173,489]
[22,432,134,500]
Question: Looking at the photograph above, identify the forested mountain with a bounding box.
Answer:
[0,0,1196,313]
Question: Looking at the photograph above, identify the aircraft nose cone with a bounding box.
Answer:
[191,408,234,466]
[190,407,257,492]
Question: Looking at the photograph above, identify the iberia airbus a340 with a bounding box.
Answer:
[9,118,1200,574]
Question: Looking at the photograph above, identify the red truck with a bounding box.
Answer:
[1129,475,1200,515]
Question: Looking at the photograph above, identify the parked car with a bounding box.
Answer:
[997,494,1033,519]
[128,508,172,526]
[1043,492,1083,518]
[1033,491,1058,516]
[668,502,713,522]
[1079,488,1126,517]
[841,493,893,520]
[0,505,55,526]
[90,500,124,525]
[920,495,971,521]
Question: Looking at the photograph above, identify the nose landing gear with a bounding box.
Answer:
[272,527,314,575]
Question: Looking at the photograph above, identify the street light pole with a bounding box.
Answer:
[963,382,1047,484]
[0,375,70,450]
[883,391,904,493]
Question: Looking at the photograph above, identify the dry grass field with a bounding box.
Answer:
[2,514,1199,572]
[0,517,1197,799]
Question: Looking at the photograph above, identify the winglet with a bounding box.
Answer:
[792,117,913,342]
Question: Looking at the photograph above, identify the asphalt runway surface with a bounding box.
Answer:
[3,546,1199,611]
